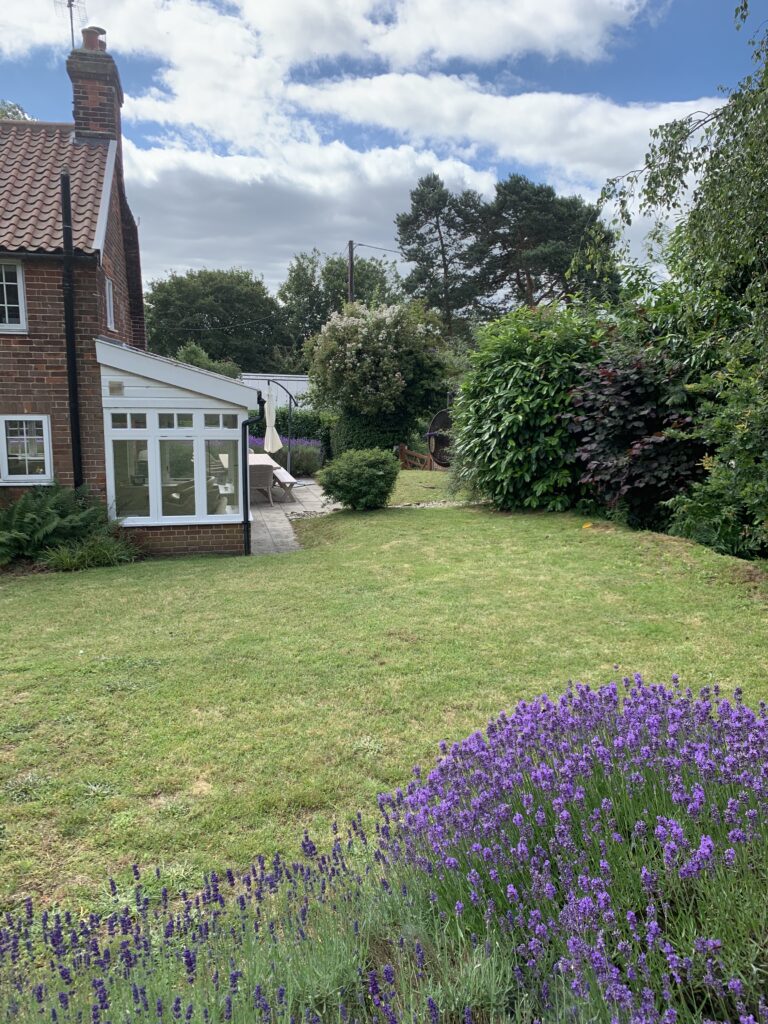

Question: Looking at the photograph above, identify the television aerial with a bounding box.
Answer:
[54,0,88,50]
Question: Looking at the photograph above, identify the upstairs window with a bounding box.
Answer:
[0,262,27,332]
[105,277,115,331]
[0,415,53,484]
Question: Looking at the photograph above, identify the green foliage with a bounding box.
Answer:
[597,6,768,558]
[250,442,323,477]
[273,406,324,440]
[0,485,106,566]
[452,306,602,511]
[476,174,620,313]
[307,302,446,444]
[278,249,403,362]
[145,268,289,372]
[330,413,405,456]
[396,173,483,340]
[395,172,619,335]
[42,532,139,572]
[317,449,399,510]
[175,341,241,378]
[568,349,706,528]
[0,100,31,120]
[667,350,768,556]
[667,464,768,559]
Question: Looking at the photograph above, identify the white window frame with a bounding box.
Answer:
[103,409,245,526]
[0,415,53,485]
[0,261,28,333]
[105,277,115,331]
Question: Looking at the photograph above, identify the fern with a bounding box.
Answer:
[0,485,107,566]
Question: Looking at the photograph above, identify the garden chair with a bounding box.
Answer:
[249,463,274,506]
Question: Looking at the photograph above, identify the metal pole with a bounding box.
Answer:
[61,169,84,488]
[347,239,355,303]
[267,379,296,475]
[241,414,261,555]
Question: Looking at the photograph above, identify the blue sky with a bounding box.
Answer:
[0,0,757,287]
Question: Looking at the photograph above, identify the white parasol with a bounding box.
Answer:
[263,386,283,454]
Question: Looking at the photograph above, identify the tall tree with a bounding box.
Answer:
[144,268,289,372]
[396,173,618,332]
[475,175,619,313]
[278,249,402,362]
[395,174,482,338]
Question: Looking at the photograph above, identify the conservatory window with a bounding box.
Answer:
[105,408,243,523]
[160,439,196,516]
[0,415,52,484]
[205,439,239,514]
[112,439,150,517]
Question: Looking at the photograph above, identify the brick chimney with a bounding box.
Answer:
[66,26,124,142]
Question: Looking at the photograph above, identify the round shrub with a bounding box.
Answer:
[317,448,399,510]
[452,305,602,511]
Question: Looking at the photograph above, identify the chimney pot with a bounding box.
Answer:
[81,26,107,51]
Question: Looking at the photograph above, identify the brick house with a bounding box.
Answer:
[0,27,255,557]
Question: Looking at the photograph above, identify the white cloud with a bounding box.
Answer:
[288,73,718,181]
[1,0,706,285]
[123,138,494,287]
[369,0,648,66]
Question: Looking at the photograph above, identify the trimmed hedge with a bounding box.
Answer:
[330,413,406,456]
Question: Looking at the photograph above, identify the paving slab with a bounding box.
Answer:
[249,479,340,555]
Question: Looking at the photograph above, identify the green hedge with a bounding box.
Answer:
[330,412,407,456]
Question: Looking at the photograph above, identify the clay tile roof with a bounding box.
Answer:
[0,121,111,256]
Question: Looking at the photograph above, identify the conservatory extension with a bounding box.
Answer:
[96,339,255,553]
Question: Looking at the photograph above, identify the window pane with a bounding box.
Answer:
[160,440,195,516]
[205,440,239,515]
[177,413,193,429]
[0,265,21,325]
[222,413,238,429]
[204,414,220,428]
[130,413,147,429]
[113,440,149,517]
[5,419,46,477]
[111,413,128,429]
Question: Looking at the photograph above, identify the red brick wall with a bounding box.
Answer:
[0,259,107,500]
[127,522,244,557]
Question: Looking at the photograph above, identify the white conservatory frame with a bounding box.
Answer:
[96,338,255,528]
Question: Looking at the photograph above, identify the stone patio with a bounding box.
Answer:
[249,479,340,554]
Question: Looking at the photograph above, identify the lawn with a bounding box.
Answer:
[1,482,767,907]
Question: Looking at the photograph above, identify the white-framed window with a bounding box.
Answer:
[0,261,27,333]
[104,409,244,525]
[0,415,53,484]
[105,277,115,331]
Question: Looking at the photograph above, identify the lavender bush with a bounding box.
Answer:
[1,675,767,1023]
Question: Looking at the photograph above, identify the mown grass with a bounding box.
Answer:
[1,480,766,906]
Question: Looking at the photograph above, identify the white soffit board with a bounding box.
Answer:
[95,337,255,407]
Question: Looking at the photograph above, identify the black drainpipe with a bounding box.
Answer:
[241,414,262,555]
[61,169,84,488]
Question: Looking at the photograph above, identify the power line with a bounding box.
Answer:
[158,311,280,335]
[354,242,402,256]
